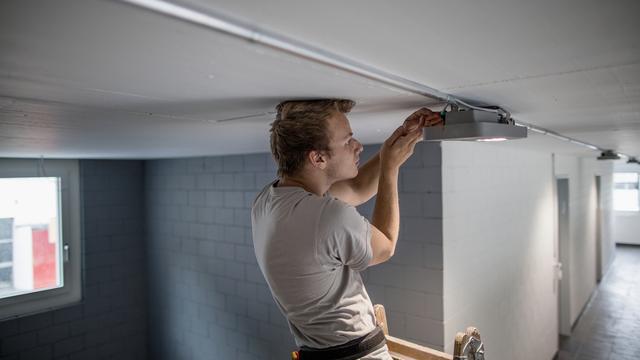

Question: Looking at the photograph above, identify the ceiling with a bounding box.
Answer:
[1,0,639,159]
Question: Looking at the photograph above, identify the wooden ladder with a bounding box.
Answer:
[374,304,485,360]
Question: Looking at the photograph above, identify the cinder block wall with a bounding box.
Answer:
[0,160,147,360]
[145,142,445,359]
[145,154,294,360]
[358,142,445,350]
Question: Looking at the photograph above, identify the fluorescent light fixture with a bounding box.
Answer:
[597,150,621,160]
[423,108,527,142]
[476,137,508,142]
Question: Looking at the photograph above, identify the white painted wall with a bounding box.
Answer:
[555,156,615,326]
[614,215,640,245]
[585,159,615,278]
[441,141,557,360]
[613,162,640,245]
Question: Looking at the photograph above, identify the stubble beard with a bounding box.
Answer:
[327,160,358,184]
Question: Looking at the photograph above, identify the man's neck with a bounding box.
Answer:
[279,173,331,197]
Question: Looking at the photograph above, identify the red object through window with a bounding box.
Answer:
[31,228,56,289]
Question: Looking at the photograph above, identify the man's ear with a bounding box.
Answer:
[308,150,327,170]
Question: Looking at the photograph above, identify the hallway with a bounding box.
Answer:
[557,245,640,360]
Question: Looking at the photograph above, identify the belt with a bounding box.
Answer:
[295,326,386,360]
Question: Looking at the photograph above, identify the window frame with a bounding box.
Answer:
[613,171,640,213]
[0,159,81,321]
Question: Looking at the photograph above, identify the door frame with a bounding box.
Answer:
[595,175,603,283]
[556,177,571,336]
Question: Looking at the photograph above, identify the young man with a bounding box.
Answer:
[252,99,442,359]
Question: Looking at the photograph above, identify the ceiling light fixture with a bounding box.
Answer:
[597,150,621,160]
[475,137,508,142]
[422,106,527,142]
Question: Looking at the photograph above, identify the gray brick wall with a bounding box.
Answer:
[358,142,445,350]
[146,155,293,360]
[0,160,147,360]
[146,142,444,359]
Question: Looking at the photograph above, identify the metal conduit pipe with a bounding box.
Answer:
[516,121,602,151]
[116,0,635,160]
[515,120,634,159]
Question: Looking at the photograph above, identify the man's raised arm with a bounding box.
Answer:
[329,108,442,206]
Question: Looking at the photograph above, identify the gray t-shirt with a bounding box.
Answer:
[251,181,391,359]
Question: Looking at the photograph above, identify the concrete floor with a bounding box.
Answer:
[556,245,640,360]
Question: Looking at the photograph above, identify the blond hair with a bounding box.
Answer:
[270,99,355,177]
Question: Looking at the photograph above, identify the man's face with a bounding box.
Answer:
[324,112,363,182]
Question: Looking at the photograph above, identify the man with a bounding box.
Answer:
[252,99,443,359]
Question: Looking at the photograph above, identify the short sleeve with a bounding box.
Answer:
[316,199,372,272]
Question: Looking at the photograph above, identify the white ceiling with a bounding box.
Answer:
[1,0,639,159]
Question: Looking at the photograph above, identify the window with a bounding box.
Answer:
[613,172,640,212]
[0,159,81,320]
